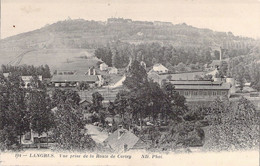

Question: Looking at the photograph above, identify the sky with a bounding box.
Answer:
[1,0,260,39]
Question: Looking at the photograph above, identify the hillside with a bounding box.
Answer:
[0,18,257,69]
[0,18,255,50]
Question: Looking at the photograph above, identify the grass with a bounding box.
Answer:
[0,48,100,73]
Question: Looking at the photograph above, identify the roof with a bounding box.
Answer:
[104,129,141,152]
[21,75,43,81]
[160,71,206,80]
[79,99,91,105]
[174,83,231,90]
[153,64,168,70]
[3,73,9,78]
[170,80,223,85]
[51,75,98,83]
[209,60,222,66]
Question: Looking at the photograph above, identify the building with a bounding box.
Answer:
[148,71,206,86]
[151,64,168,74]
[3,73,9,78]
[50,74,103,87]
[209,60,222,69]
[103,127,147,153]
[154,21,173,26]
[170,80,231,101]
[108,67,118,74]
[100,63,108,71]
[21,75,43,88]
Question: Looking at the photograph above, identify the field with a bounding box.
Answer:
[0,48,99,73]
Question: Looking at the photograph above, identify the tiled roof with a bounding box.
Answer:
[104,129,142,153]
[170,80,223,85]
[51,75,98,82]
[174,83,231,90]
[160,71,206,80]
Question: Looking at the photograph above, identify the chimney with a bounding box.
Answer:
[88,67,91,75]
[118,125,125,139]
[93,69,96,75]
[219,48,222,61]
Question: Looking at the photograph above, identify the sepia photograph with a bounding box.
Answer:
[0,0,259,165]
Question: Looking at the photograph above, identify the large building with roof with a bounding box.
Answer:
[51,74,103,87]
[170,80,231,101]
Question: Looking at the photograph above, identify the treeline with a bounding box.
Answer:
[94,42,253,71]
[1,64,51,78]
[217,47,260,91]
[0,69,95,151]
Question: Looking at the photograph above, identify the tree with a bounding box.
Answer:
[6,73,30,144]
[90,92,104,113]
[51,89,80,107]
[52,98,96,151]
[114,90,129,119]
[161,82,187,122]
[27,90,55,137]
[235,63,246,91]
[123,60,148,90]
[206,97,259,150]
[176,62,186,72]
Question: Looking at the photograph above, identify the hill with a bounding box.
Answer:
[0,18,257,68]
[0,18,255,50]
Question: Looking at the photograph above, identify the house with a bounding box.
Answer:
[108,67,118,74]
[209,60,222,69]
[3,73,9,78]
[50,74,103,87]
[21,130,54,146]
[103,126,147,153]
[148,71,163,86]
[79,99,91,110]
[152,64,168,74]
[170,80,231,101]
[21,75,43,88]
[100,63,108,71]
[148,71,206,85]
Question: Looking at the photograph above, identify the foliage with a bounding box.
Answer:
[90,92,104,113]
[77,82,90,91]
[51,89,96,151]
[206,97,259,150]
[94,47,113,67]
[26,90,55,136]
[1,64,51,78]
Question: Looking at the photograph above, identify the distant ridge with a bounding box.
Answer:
[0,18,255,51]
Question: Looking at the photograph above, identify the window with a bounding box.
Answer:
[221,91,227,96]
[184,91,189,96]
[203,91,208,96]
[193,91,198,96]
[213,91,217,96]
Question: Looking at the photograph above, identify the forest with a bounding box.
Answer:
[1,62,258,152]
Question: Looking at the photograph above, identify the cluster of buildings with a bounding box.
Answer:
[50,67,104,88]
[107,18,173,26]
[100,63,118,74]
[147,62,235,102]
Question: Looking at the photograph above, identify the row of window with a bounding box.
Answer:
[183,91,227,96]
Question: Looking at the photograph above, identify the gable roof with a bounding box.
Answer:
[170,80,223,86]
[51,75,98,83]
[174,83,231,90]
[104,129,141,152]
[153,64,168,70]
